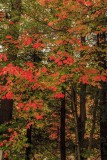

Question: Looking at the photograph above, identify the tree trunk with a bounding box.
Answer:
[100,81,107,160]
[0,100,13,124]
[78,84,87,160]
[60,88,66,160]
[97,33,107,160]
[88,91,98,155]
[71,85,81,160]
[26,126,32,160]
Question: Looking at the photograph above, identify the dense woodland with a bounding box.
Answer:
[0,0,107,160]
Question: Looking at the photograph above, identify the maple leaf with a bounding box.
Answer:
[63,60,68,64]
[101,76,106,82]
[6,35,12,39]
[67,57,74,64]
[33,43,41,49]
[0,142,3,147]
[49,133,57,139]
[3,152,8,159]
[93,75,106,82]
[22,70,33,82]
[48,21,54,27]
[57,61,63,66]
[26,61,34,68]
[49,86,57,92]
[49,55,55,61]
[18,102,23,108]
[36,114,43,120]
[76,0,92,7]
[23,107,29,111]
[79,75,89,84]
[3,92,14,99]
[41,67,47,73]
[23,37,33,46]
[3,54,7,62]
[0,54,2,60]
[26,122,34,129]
[39,0,46,6]
[55,58,61,63]
[54,92,65,98]
[84,1,92,6]
[57,39,63,45]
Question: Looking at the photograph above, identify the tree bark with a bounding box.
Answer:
[0,100,13,124]
[71,85,81,160]
[78,84,86,160]
[100,81,107,160]
[97,33,107,160]
[26,126,32,160]
[88,91,98,155]
[60,88,66,160]
[78,36,87,160]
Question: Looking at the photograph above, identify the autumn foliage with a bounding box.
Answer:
[0,0,107,159]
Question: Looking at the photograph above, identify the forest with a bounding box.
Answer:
[0,0,107,160]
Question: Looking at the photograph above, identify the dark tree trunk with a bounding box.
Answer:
[0,100,13,124]
[78,84,87,160]
[60,89,66,160]
[26,126,32,160]
[88,91,98,155]
[100,81,107,160]
[97,33,107,160]
[78,36,87,160]
[0,100,13,160]
[71,85,81,160]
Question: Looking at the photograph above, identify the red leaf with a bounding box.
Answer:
[41,67,47,73]
[3,54,7,62]
[33,43,41,49]
[23,37,33,46]
[48,21,54,27]
[6,35,12,39]
[54,92,65,99]
[84,1,92,6]
[49,55,55,61]
[26,122,34,129]
[36,114,43,120]
[5,92,14,99]
[57,61,63,66]
[57,39,63,45]
[79,75,89,84]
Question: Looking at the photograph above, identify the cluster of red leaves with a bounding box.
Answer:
[33,42,45,49]
[22,35,45,49]
[49,52,74,66]
[76,0,92,7]
[2,92,14,100]
[79,71,106,84]
[0,53,7,62]
[17,100,43,112]
[54,92,65,99]
[23,37,33,46]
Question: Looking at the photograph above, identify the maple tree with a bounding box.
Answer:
[0,0,107,160]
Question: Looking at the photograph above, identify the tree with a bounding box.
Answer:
[0,0,107,159]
